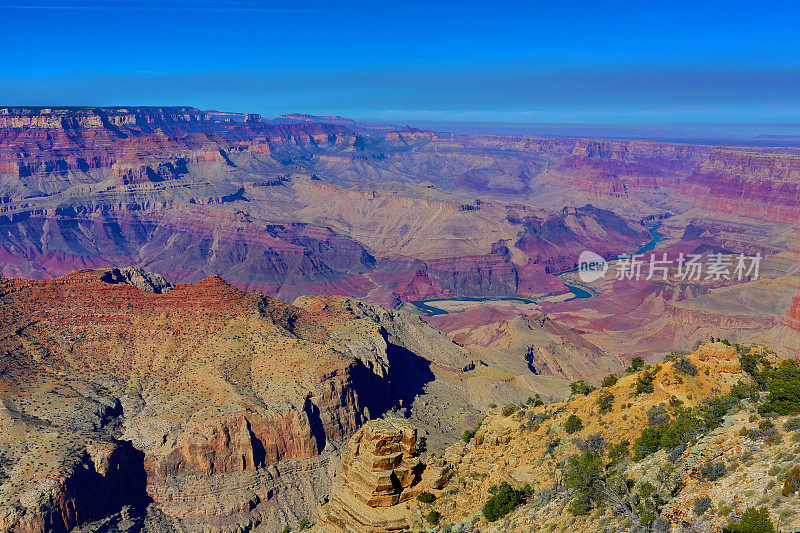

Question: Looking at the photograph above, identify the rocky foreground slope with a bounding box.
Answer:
[332,342,798,532]
[0,268,488,532]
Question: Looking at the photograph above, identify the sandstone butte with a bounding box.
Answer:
[316,418,430,532]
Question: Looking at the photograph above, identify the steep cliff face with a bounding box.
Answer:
[781,284,800,332]
[0,270,473,531]
[2,107,799,327]
[680,150,800,222]
[514,204,649,272]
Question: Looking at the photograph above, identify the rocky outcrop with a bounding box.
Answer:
[426,343,791,532]
[317,419,425,532]
[0,270,466,531]
[98,266,173,293]
[514,204,649,273]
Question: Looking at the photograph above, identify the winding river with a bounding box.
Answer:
[408,226,664,317]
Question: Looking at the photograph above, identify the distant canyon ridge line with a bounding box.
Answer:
[0,106,799,311]
[4,106,800,531]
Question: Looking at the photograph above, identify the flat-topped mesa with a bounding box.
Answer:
[0,106,212,129]
[318,418,427,532]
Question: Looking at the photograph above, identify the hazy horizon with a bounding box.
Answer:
[2,0,799,138]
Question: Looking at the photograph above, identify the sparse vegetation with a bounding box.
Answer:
[601,373,619,387]
[722,506,775,533]
[481,482,529,522]
[417,491,436,503]
[564,414,583,434]
[570,380,597,396]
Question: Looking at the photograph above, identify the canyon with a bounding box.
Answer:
[0,269,484,531]
[2,107,800,531]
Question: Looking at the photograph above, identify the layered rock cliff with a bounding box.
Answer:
[3,106,797,309]
[0,269,472,531]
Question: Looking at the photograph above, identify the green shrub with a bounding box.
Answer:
[462,429,475,443]
[635,369,656,394]
[647,404,669,427]
[597,391,615,414]
[482,482,526,522]
[564,414,583,434]
[632,388,749,461]
[739,351,764,375]
[417,491,436,503]
[570,380,597,396]
[298,518,310,531]
[722,506,775,533]
[566,452,604,515]
[700,461,727,482]
[544,437,560,455]
[526,394,544,407]
[758,360,800,416]
[784,416,800,431]
[425,510,441,526]
[694,495,712,515]
[575,433,607,455]
[601,374,619,388]
[675,358,698,376]
[627,357,645,373]
[782,465,800,496]
[501,403,517,416]
[633,427,663,460]
[608,440,629,461]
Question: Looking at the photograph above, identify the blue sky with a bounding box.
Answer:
[1,0,799,135]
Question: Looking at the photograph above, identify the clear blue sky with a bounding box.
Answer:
[2,0,799,134]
